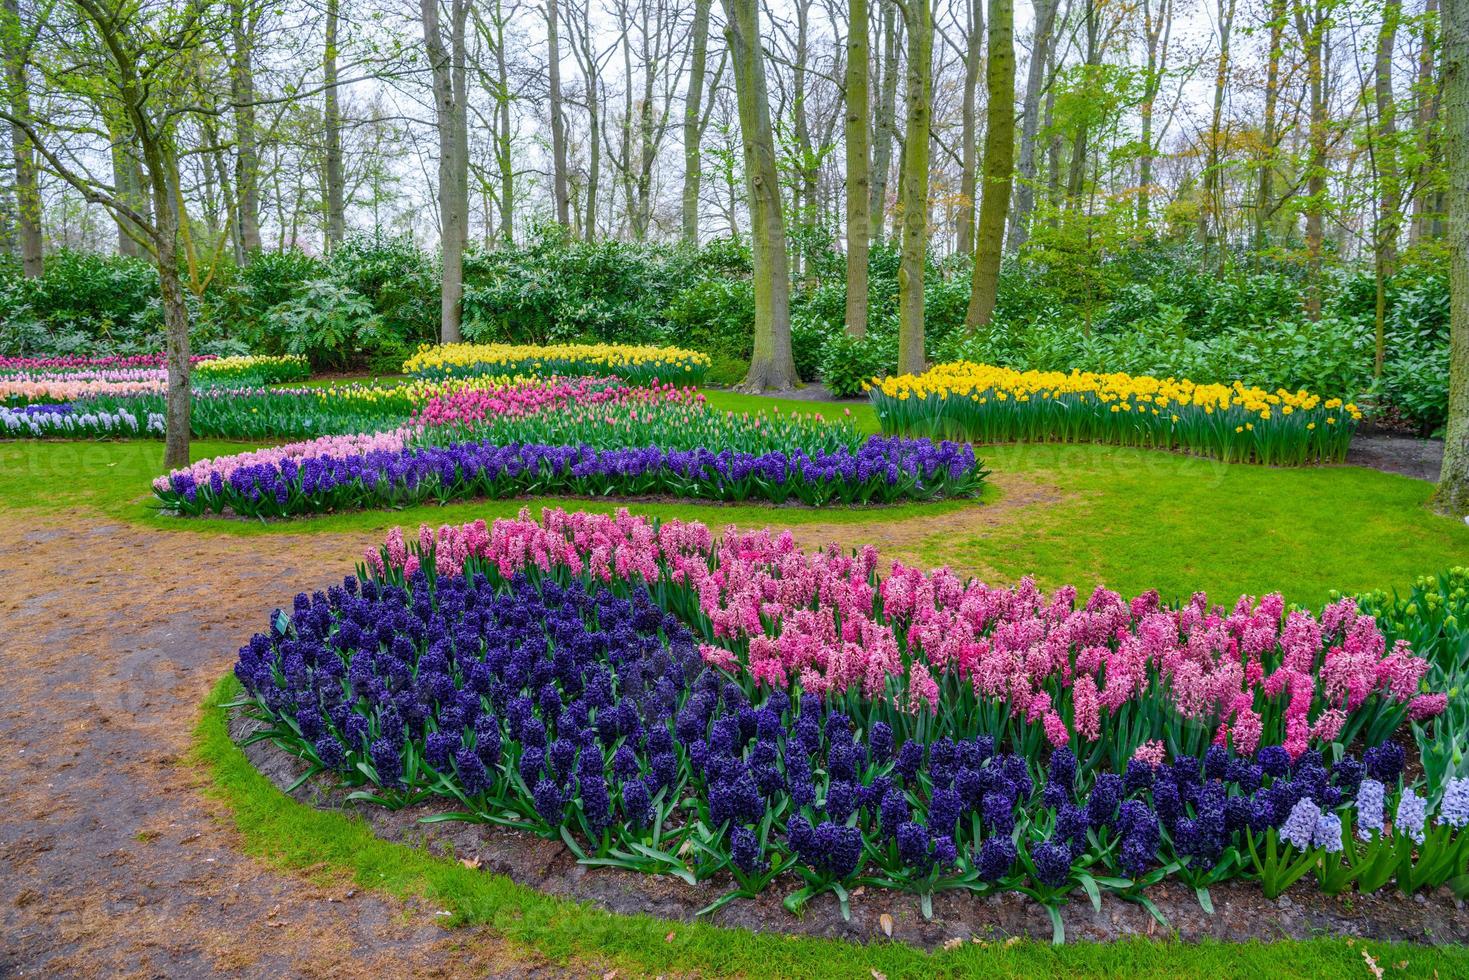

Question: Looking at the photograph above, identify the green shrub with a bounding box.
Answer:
[819,330,894,397]
[264,279,384,372]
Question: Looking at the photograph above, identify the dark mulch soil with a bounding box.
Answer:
[237,713,1469,950]
[1345,434,1446,482]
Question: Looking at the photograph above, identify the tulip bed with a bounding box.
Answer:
[231,508,1467,937]
[404,342,711,386]
[870,363,1361,466]
[152,377,986,516]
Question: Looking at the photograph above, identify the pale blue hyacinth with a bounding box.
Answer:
[1356,778,1386,841]
[1280,797,1321,850]
[1313,812,1343,853]
[1439,777,1469,829]
[1396,788,1427,844]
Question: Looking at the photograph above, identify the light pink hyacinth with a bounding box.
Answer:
[153,429,413,492]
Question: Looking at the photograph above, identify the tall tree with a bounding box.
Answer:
[1293,0,1329,319]
[965,0,1013,329]
[1372,0,1403,376]
[1,0,41,276]
[870,0,899,243]
[1136,0,1171,231]
[423,0,471,341]
[1412,0,1443,244]
[324,0,346,247]
[681,0,713,242]
[723,0,797,390]
[1255,0,1286,254]
[547,0,571,229]
[230,0,261,255]
[896,0,932,375]
[1006,0,1057,251]
[954,0,983,256]
[2,0,231,466]
[845,0,871,337]
[1201,0,1237,273]
[1437,0,1467,513]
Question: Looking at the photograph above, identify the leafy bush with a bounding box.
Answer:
[819,330,893,397]
[264,280,384,371]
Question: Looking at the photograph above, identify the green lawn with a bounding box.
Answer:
[3,419,1464,607]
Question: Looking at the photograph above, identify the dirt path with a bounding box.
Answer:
[0,515,589,978]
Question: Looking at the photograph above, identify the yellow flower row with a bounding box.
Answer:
[194,354,310,374]
[870,362,1361,420]
[403,342,710,376]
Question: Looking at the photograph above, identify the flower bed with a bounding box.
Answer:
[229,510,1464,932]
[0,353,214,372]
[404,342,711,386]
[152,376,984,515]
[154,436,982,517]
[870,363,1361,465]
[0,403,165,437]
[194,354,311,386]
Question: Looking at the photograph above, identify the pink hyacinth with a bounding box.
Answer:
[361,507,1437,757]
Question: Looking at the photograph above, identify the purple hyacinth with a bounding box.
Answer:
[370,737,403,788]
[455,747,493,795]
[1032,840,1072,889]
[976,836,1016,882]
[1313,811,1343,853]
[731,826,768,875]
[533,777,565,826]
[897,822,933,873]
[1364,743,1406,786]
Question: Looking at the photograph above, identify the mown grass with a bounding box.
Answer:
[195,676,1468,979]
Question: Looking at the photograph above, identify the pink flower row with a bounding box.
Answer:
[152,428,412,492]
[364,508,1441,758]
[0,354,214,370]
[409,376,703,431]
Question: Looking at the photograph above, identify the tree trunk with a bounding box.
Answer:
[109,134,145,257]
[1436,0,1468,513]
[231,0,261,255]
[1065,0,1100,207]
[965,0,1013,330]
[681,0,712,242]
[955,0,983,256]
[1202,0,1236,274]
[494,4,513,241]
[2,0,41,276]
[1412,0,1442,244]
[324,0,346,247]
[1373,0,1402,376]
[423,0,470,341]
[1295,0,1328,319]
[723,0,797,391]
[896,0,932,375]
[1006,0,1057,251]
[1136,0,1169,232]
[845,0,871,337]
[547,0,571,230]
[1255,0,1284,254]
[870,0,899,244]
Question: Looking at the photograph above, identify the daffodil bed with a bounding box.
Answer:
[869,363,1362,466]
[403,342,711,386]
[229,509,1469,940]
